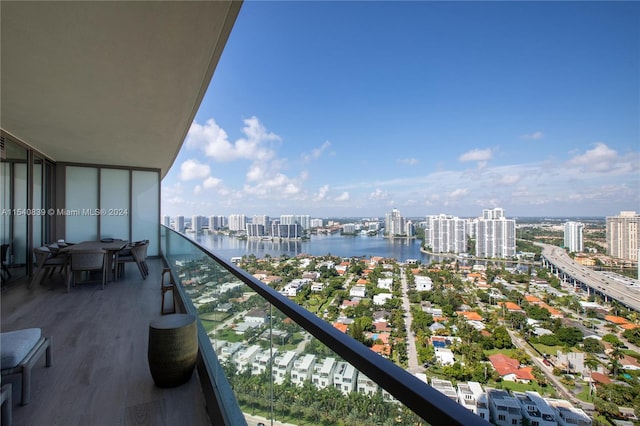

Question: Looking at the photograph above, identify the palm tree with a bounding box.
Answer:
[584,355,600,399]
[609,342,625,377]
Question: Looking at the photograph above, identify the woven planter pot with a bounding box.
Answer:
[148,314,197,387]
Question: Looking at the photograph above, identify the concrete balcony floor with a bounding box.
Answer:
[1,258,210,426]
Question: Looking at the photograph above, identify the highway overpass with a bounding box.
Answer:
[538,242,640,312]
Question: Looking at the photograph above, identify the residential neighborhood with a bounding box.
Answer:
[172,243,640,425]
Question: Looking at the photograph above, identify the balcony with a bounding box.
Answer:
[1,258,211,425]
[1,226,489,425]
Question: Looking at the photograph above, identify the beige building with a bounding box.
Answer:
[606,211,639,261]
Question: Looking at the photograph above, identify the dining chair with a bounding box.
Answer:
[117,242,148,280]
[67,249,107,292]
[30,246,67,288]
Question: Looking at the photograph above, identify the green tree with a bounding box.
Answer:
[492,326,513,349]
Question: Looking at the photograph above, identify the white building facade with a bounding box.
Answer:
[425,214,467,254]
[564,221,584,253]
[475,208,516,259]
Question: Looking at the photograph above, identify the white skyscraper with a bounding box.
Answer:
[475,208,516,258]
[385,208,405,236]
[280,214,310,230]
[252,215,270,228]
[162,215,171,228]
[425,214,467,254]
[228,214,246,232]
[564,221,584,253]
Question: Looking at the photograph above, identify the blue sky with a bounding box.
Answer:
[161,1,639,219]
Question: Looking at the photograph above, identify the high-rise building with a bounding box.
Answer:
[191,215,206,233]
[475,208,516,258]
[272,223,303,239]
[385,208,405,236]
[175,216,185,233]
[310,218,324,228]
[208,215,226,231]
[252,215,270,228]
[228,214,246,232]
[405,220,416,237]
[162,215,171,228]
[280,214,310,230]
[607,211,640,261]
[246,223,267,237]
[342,223,356,234]
[564,221,584,253]
[425,214,467,254]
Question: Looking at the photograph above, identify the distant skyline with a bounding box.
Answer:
[161,1,639,219]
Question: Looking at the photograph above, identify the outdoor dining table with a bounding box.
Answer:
[61,239,128,281]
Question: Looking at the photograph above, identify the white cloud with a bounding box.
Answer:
[521,131,544,140]
[203,176,222,189]
[335,192,350,202]
[566,142,637,174]
[303,141,331,162]
[398,158,419,166]
[314,185,330,201]
[194,185,202,195]
[180,159,210,181]
[369,188,389,200]
[458,148,493,165]
[186,116,280,163]
[448,188,469,199]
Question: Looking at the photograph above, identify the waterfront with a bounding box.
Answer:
[193,232,439,263]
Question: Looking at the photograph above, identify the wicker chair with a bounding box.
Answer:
[116,242,148,280]
[30,246,68,288]
[67,250,107,292]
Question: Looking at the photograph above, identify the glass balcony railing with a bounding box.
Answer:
[161,225,489,425]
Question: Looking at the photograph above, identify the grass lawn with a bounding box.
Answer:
[212,327,244,343]
[623,349,640,359]
[529,343,565,357]
[484,348,518,357]
[575,383,594,403]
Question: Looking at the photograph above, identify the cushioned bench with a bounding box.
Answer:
[1,328,52,405]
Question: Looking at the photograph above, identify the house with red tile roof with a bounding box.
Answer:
[341,299,360,309]
[333,323,348,333]
[488,353,535,383]
[539,302,563,318]
[525,295,542,304]
[499,301,524,313]
[590,372,612,385]
[621,323,640,330]
[605,315,630,325]
[373,321,391,332]
[371,344,391,357]
[456,311,483,321]
[621,354,640,371]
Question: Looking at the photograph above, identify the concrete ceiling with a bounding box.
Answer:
[1,1,242,178]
